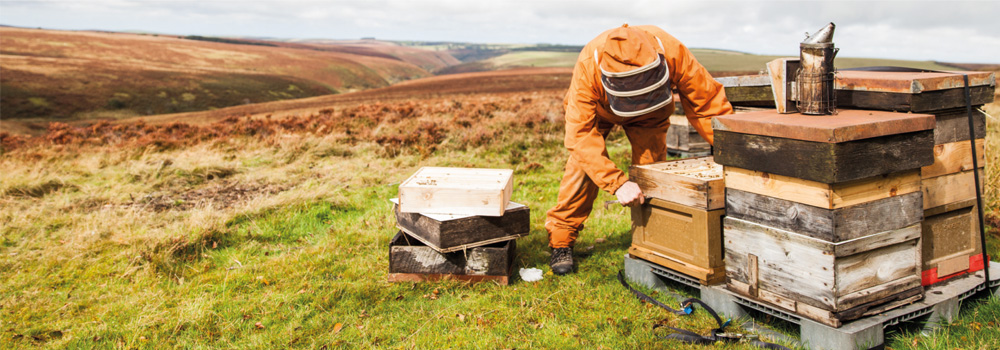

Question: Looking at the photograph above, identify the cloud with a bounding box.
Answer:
[1,0,997,62]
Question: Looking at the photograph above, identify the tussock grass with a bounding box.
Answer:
[1,94,998,349]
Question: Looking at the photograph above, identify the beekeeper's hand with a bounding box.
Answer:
[615,181,645,206]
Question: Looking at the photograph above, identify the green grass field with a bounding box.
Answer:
[1,91,998,349]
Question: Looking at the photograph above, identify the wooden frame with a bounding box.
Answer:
[725,189,922,243]
[666,116,710,153]
[922,201,983,283]
[922,168,984,210]
[388,231,515,285]
[628,198,725,285]
[715,130,933,184]
[921,139,985,179]
[724,167,921,210]
[725,217,922,327]
[629,156,724,210]
[392,200,529,253]
[398,167,513,216]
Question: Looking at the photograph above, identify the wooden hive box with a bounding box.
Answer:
[716,74,775,107]
[725,217,923,328]
[392,199,529,253]
[388,231,515,285]
[723,167,922,210]
[666,116,710,154]
[726,189,922,243]
[629,156,724,210]
[628,198,725,285]
[922,168,984,210]
[921,199,985,286]
[834,70,995,112]
[398,167,513,216]
[713,109,936,184]
[930,108,986,145]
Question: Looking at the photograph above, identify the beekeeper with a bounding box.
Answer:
[546,24,733,275]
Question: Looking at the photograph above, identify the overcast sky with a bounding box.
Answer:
[1,0,998,63]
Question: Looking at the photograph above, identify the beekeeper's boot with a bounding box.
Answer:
[550,247,574,275]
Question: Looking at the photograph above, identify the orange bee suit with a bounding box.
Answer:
[545,25,734,248]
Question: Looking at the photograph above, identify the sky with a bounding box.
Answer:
[1,0,998,63]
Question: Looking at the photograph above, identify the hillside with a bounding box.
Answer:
[0,27,451,122]
[1,66,998,349]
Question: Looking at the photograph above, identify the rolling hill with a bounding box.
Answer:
[0,27,450,122]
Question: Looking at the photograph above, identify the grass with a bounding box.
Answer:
[1,90,998,349]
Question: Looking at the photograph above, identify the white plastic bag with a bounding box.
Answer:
[519,267,543,282]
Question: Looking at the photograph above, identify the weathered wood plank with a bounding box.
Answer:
[932,108,987,144]
[922,168,984,210]
[398,167,513,216]
[724,217,837,309]
[393,201,529,253]
[666,116,710,152]
[712,109,935,143]
[834,70,995,93]
[715,130,934,183]
[834,237,921,300]
[726,189,922,242]
[832,224,921,257]
[629,156,723,209]
[630,198,725,284]
[835,85,994,112]
[766,58,799,113]
[921,139,985,179]
[725,217,922,313]
[388,231,514,282]
[724,167,921,209]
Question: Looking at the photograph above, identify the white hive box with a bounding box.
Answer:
[398,167,513,216]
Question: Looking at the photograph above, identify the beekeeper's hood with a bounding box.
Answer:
[596,24,673,117]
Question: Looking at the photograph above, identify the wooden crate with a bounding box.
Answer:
[629,156,723,210]
[932,108,987,145]
[398,167,513,216]
[666,116,710,153]
[725,217,923,328]
[921,139,985,179]
[392,200,529,253]
[388,231,515,285]
[724,166,921,210]
[922,168,984,210]
[833,70,995,112]
[712,109,935,184]
[922,199,985,286]
[628,198,725,285]
[726,189,922,243]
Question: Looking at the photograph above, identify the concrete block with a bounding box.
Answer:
[700,285,749,320]
[800,318,884,350]
[623,254,667,290]
[923,297,960,333]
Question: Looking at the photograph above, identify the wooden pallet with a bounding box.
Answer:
[388,231,515,285]
[629,198,725,285]
[629,156,723,210]
[398,167,513,216]
[724,217,923,328]
[392,200,529,253]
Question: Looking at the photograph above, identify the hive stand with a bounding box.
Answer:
[623,254,1000,350]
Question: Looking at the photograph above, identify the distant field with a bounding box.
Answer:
[0,27,446,122]
[478,48,963,73]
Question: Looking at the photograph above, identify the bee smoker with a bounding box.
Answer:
[796,23,838,115]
